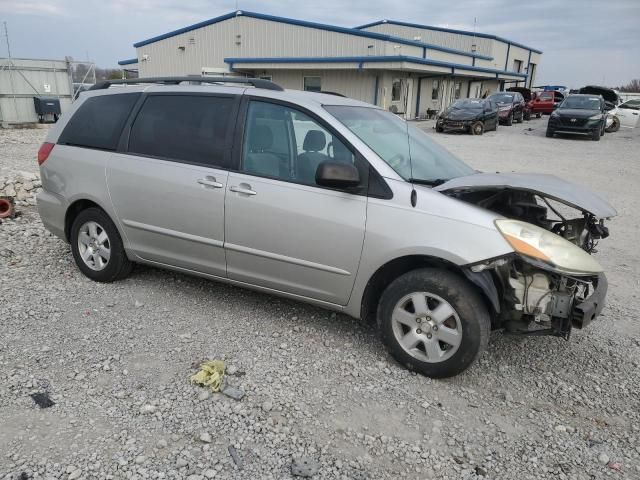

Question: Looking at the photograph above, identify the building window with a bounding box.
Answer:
[432,80,439,100]
[391,79,401,102]
[513,59,523,73]
[454,81,462,99]
[303,76,321,92]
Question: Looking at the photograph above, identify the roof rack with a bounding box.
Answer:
[89,76,284,91]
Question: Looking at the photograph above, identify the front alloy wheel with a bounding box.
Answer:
[471,121,484,135]
[391,292,462,363]
[378,268,490,378]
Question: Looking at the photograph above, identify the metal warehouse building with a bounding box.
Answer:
[118,10,542,119]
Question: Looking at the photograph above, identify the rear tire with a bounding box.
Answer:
[536,113,542,118]
[605,116,620,133]
[471,121,484,135]
[377,268,490,378]
[70,207,133,283]
[436,124,444,133]
[524,111,531,121]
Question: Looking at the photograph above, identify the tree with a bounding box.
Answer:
[617,79,640,93]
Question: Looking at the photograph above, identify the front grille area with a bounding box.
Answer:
[559,117,588,127]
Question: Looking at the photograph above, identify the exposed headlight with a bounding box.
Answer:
[495,219,603,275]
[589,114,603,120]
[498,105,512,111]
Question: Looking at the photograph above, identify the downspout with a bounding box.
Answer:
[526,50,532,87]
[504,43,511,71]
[414,77,422,118]
[373,75,379,106]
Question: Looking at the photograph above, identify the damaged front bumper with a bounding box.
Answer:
[464,255,608,339]
[572,272,607,329]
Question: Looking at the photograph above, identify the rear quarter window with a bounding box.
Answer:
[127,95,236,168]
[58,93,140,150]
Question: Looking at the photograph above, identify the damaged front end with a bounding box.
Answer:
[441,173,615,339]
[466,255,607,339]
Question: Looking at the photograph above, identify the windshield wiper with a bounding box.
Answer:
[408,178,448,186]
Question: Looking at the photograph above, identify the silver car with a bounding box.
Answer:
[37,77,615,378]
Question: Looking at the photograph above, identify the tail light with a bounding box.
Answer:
[37,142,55,165]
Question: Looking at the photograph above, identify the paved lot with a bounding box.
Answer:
[1,118,639,479]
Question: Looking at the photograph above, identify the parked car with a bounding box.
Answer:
[531,90,565,117]
[546,94,608,141]
[486,92,525,125]
[606,99,640,132]
[37,77,615,378]
[435,99,498,135]
[506,87,534,120]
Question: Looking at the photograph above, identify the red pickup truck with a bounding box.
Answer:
[531,91,565,117]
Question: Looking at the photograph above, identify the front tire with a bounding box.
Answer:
[378,268,490,378]
[70,207,133,282]
[605,116,620,133]
[546,127,554,138]
[505,113,513,126]
[471,121,484,135]
[592,127,601,141]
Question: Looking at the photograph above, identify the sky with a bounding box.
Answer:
[0,0,638,88]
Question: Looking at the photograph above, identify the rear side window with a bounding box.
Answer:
[128,95,235,168]
[58,93,140,150]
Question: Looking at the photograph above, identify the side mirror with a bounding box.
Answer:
[315,161,360,189]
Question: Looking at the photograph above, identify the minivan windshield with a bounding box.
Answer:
[325,106,475,184]
[560,96,601,110]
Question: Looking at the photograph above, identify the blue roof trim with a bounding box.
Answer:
[224,55,527,78]
[132,10,491,60]
[118,58,138,65]
[134,11,237,47]
[355,19,543,54]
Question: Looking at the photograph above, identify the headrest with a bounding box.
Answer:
[303,130,326,152]
[250,125,273,151]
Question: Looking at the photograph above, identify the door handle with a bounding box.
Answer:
[197,177,223,189]
[230,184,257,196]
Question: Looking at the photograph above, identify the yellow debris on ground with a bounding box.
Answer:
[190,360,225,392]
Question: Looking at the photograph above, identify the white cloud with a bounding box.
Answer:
[0,0,65,15]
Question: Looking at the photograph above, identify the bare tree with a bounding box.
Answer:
[617,79,640,92]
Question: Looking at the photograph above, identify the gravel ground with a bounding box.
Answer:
[1,119,639,480]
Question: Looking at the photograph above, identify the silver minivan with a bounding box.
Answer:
[37,77,615,377]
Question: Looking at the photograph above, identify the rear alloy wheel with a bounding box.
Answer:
[378,268,490,378]
[606,116,620,133]
[70,207,133,282]
[471,121,484,136]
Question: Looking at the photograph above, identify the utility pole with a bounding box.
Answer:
[3,21,11,57]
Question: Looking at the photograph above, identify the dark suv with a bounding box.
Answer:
[486,92,525,125]
[546,94,607,141]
